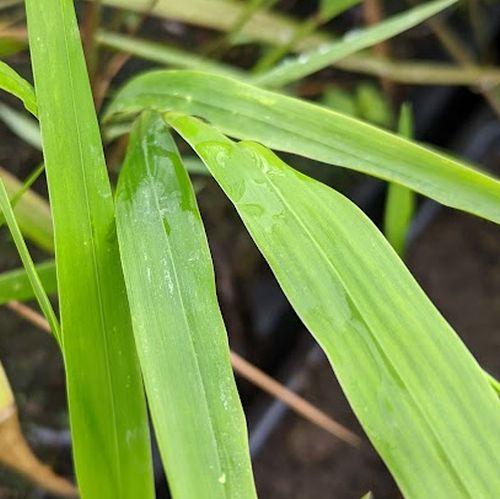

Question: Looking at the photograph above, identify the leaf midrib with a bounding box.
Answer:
[144,152,226,497]
[58,0,122,490]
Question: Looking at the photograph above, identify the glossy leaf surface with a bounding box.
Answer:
[168,113,500,498]
[24,0,154,496]
[116,112,256,499]
[106,70,500,225]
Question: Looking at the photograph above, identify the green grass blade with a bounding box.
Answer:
[0,260,57,306]
[0,179,60,340]
[384,104,416,256]
[0,360,14,412]
[319,0,362,19]
[0,103,41,149]
[167,112,500,499]
[253,0,456,87]
[106,70,500,225]
[0,59,37,116]
[24,0,154,496]
[115,111,256,499]
[96,30,245,79]
[0,168,53,252]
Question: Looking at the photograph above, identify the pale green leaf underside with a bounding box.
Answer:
[25,0,154,496]
[115,112,256,499]
[167,112,500,499]
[106,70,500,225]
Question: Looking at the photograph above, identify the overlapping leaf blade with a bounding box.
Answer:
[115,112,256,499]
[167,112,500,498]
[0,60,37,116]
[24,0,154,496]
[106,70,500,224]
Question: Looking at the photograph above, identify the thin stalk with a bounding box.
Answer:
[334,56,500,86]
[0,178,60,342]
[362,0,395,98]
[230,351,362,446]
[7,300,55,331]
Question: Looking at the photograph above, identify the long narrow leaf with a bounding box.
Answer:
[24,0,154,496]
[0,60,37,116]
[115,111,256,499]
[384,104,416,256]
[0,260,56,306]
[253,0,456,87]
[0,178,59,339]
[106,70,500,225]
[167,112,500,498]
[96,30,245,79]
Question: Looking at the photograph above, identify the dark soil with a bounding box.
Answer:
[252,209,500,499]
